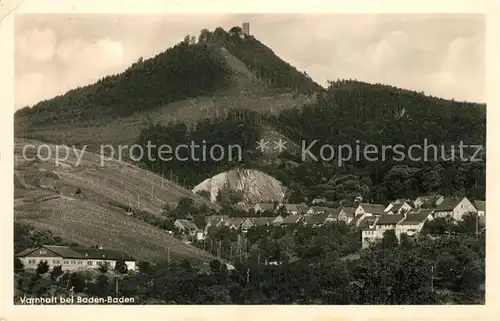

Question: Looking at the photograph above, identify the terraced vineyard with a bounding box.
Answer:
[14,139,218,263]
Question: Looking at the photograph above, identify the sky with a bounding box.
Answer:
[15,14,485,109]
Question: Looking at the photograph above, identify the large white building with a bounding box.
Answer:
[16,245,136,271]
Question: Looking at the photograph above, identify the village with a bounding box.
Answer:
[15,194,485,273]
[173,195,486,249]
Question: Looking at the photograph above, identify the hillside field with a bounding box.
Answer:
[14,139,219,263]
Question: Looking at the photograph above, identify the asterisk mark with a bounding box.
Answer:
[256,139,269,152]
[273,139,287,153]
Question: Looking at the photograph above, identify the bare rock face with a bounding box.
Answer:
[192,168,286,205]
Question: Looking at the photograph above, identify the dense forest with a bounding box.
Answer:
[134,79,486,203]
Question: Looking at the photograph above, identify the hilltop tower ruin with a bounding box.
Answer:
[242,22,250,36]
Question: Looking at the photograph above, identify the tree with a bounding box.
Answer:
[138,261,152,274]
[50,265,64,279]
[399,233,413,249]
[229,26,242,37]
[216,183,244,209]
[114,259,128,274]
[98,261,110,273]
[36,260,50,274]
[69,272,86,293]
[380,230,398,249]
[196,190,211,200]
[14,257,24,273]
[199,29,211,42]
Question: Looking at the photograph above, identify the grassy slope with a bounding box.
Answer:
[14,139,218,263]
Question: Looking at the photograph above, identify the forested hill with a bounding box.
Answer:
[205,26,323,95]
[15,26,322,127]
[15,41,231,125]
[135,80,486,203]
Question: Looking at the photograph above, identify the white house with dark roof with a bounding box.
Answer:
[338,207,356,224]
[396,209,434,236]
[205,215,228,233]
[306,206,329,215]
[385,201,413,214]
[361,214,405,248]
[355,203,387,216]
[283,203,309,215]
[433,197,477,220]
[15,245,136,271]
[251,217,275,227]
[224,217,247,230]
[414,195,444,208]
[281,214,303,227]
[303,213,334,227]
[175,219,205,240]
[271,215,284,227]
[473,200,485,217]
[254,202,276,214]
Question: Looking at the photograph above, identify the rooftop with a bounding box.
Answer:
[399,209,434,225]
[376,214,404,225]
[435,197,464,211]
[359,203,386,215]
[16,245,134,261]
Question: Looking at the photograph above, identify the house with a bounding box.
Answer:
[355,203,386,216]
[281,214,303,227]
[325,208,341,220]
[361,214,404,248]
[396,209,434,236]
[251,217,275,227]
[240,218,256,232]
[224,217,247,230]
[414,195,444,208]
[204,215,228,234]
[174,219,199,235]
[361,228,379,248]
[433,197,477,220]
[350,214,365,228]
[283,203,309,215]
[15,245,136,271]
[306,206,329,215]
[473,200,485,217]
[338,207,356,224]
[175,219,205,240]
[358,216,378,230]
[303,213,334,227]
[271,215,284,227]
[385,201,412,214]
[375,214,405,229]
[254,203,276,214]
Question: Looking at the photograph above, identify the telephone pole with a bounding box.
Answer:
[476,214,479,239]
[430,265,434,293]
